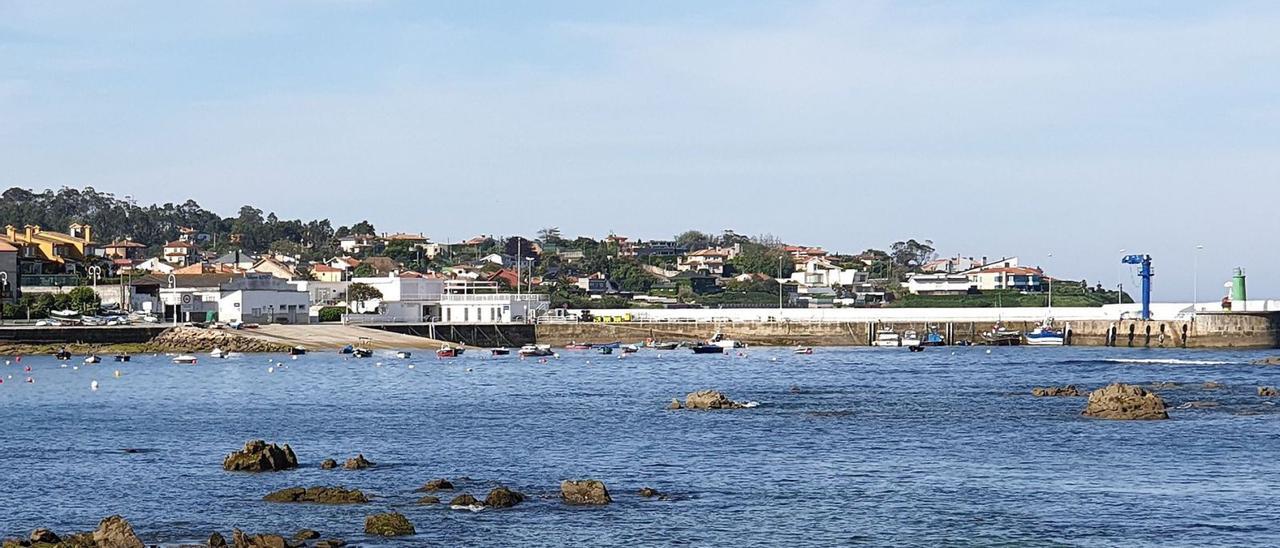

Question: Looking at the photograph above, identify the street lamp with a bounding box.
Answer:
[1193,245,1204,312]
[0,271,8,326]
[168,273,177,325]
[88,265,102,287]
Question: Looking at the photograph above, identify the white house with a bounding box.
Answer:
[218,274,311,324]
[790,258,864,288]
[338,235,376,254]
[678,248,733,276]
[135,257,176,274]
[576,272,610,294]
[335,273,446,322]
[906,273,974,295]
[162,240,198,266]
[438,281,548,324]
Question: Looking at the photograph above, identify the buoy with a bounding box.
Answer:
[91,380,99,391]
[73,366,79,371]
[291,355,298,360]
[465,368,473,373]
[26,377,34,383]
[267,366,275,373]
[114,370,122,378]
[60,363,67,368]
[24,366,30,372]
[986,349,992,354]
[408,364,415,369]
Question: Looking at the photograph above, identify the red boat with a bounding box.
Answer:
[436,346,465,358]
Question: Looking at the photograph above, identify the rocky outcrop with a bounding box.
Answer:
[682,390,745,410]
[1252,356,1280,366]
[417,495,441,505]
[231,529,288,548]
[666,399,682,410]
[93,516,144,548]
[343,454,373,470]
[262,486,369,504]
[29,529,59,544]
[1082,383,1169,420]
[293,529,320,541]
[638,487,664,499]
[561,480,612,505]
[209,532,228,547]
[319,458,337,470]
[416,478,454,492]
[223,440,297,472]
[484,486,525,508]
[448,494,480,507]
[1203,381,1225,390]
[363,513,414,537]
[1259,386,1279,397]
[1031,385,1082,397]
[145,327,291,353]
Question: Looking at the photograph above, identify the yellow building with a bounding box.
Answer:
[0,224,96,267]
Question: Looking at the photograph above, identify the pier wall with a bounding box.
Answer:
[0,325,169,346]
[364,323,536,348]
[535,312,1280,349]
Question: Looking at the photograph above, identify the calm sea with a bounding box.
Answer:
[1,346,1278,547]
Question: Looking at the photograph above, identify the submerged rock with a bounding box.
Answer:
[319,459,337,470]
[1082,383,1169,420]
[93,516,143,548]
[363,513,415,537]
[484,486,525,508]
[666,399,682,410]
[637,487,668,500]
[209,532,228,547]
[293,529,320,541]
[416,495,441,505]
[1259,386,1279,397]
[313,541,346,548]
[1031,385,1082,397]
[1203,381,1225,390]
[448,494,480,507]
[1252,356,1280,366]
[561,480,612,505]
[231,529,288,548]
[262,486,369,504]
[682,390,745,410]
[343,454,374,470]
[416,478,454,492]
[222,440,298,472]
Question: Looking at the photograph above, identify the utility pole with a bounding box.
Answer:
[1193,245,1204,312]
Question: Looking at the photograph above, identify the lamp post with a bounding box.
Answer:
[0,271,8,326]
[168,273,177,325]
[88,265,102,288]
[1193,245,1204,312]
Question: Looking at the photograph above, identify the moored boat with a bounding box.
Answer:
[209,348,227,359]
[436,345,464,358]
[872,328,901,347]
[921,326,946,346]
[396,351,413,359]
[691,344,725,354]
[113,354,131,362]
[172,354,199,364]
[621,344,639,354]
[902,330,922,348]
[352,347,374,358]
[981,321,1022,346]
[518,344,554,357]
[491,348,511,356]
[597,346,613,355]
[289,346,307,356]
[84,355,101,364]
[794,346,813,355]
[1025,319,1065,346]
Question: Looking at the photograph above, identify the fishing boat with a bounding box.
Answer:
[352,347,374,358]
[209,348,227,359]
[595,341,622,349]
[491,348,511,356]
[794,346,814,355]
[691,344,725,354]
[84,355,101,364]
[338,345,354,355]
[872,328,902,347]
[709,332,744,349]
[396,351,413,359]
[289,346,307,356]
[518,344,554,357]
[597,346,613,355]
[113,354,131,362]
[909,345,926,352]
[436,345,462,358]
[652,342,680,350]
[902,330,922,348]
[921,326,946,346]
[1024,319,1065,346]
[54,349,72,360]
[621,344,639,354]
[172,354,199,364]
[981,321,1022,346]
[564,342,593,350]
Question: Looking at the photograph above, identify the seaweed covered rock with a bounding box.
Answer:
[416,478,454,492]
[448,494,481,507]
[1031,385,1082,397]
[262,486,369,504]
[363,513,414,537]
[343,454,373,470]
[319,459,338,470]
[223,440,298,472]
[682,390,744,410]
[1259,386,1278,397]
[1082,383,1169,420]
[561,480,612,505]
[92,516,143,548]
[484,486,525,508]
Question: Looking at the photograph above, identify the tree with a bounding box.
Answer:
[346,282,383,312]
[730,243,794,277]
[67,286,100,313]
[352,264,376,278]
[350,220,376,236]
[612,261,658,292]
[675,230,712,250]
[890,239,936,269]
[536,227,564,245]
[504,236,539,261]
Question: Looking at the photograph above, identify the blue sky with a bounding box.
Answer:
[2,1,1277,300]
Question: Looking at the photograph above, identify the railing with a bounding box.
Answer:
[440,293,549,303]
[20,274,83,287]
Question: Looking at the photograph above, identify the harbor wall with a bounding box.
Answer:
[363,323,536,348]
[535,312,1280,349]
[0,325,169,346]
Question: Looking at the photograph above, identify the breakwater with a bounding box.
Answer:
[535,311,1280,348]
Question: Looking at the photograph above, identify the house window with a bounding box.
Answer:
[463,308,469,322]
[446,308,452,322]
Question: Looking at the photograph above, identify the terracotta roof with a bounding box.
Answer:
[164,240,195,248]
[106,240,148,248]
[311,264,341,273]
[0,240,16,252]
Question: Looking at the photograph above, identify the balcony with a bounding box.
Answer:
[20,274,83,287]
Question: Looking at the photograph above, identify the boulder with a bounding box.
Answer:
[1082,383,1169,420]
[637,487,662,498]
[1031,385,1082,397]
[363,513,415,537]
[448,494,480,507]
[30,529,59,544]
[92,516,144,548]
[262,486,369,504]
[1259,386,1279,397]
[58,533,96,548]
[319,459,337,470]
[293,529,320,541]
[416,495,441,505]
[1251,356,1280,366]
[416,478,454,492]
[561,480,612,505]
[666,399,682,410]
[230,530,288,548]
[683,390,743,410]
[1203,381,1225,390]
[343,454,373,470]
[484,486,525,508]
[314,540,346,548]
[209,532,228,547]
[222,440,298,472]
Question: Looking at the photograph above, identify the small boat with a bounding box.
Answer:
[621,344,639,354]
[691,344,725,354]
[981,321,1022,346]
[794,346,813,355]
[289,346,307,356]
[338,345,354,355]
[353,347,374,358]
[909,345,926,352]
[564,342,593,350]
[396,351,413,359]
[709,333,744,349]
[872,328,901,347]
[54,349,72,360]
[491,348,511,356]
[210,348,227,359]
[113,354,131,362]
[518,344,554,357]
[652,342,680,350]
[597,346,613,355]
[596,341,622,349]
[901,330,922,348]
[1025,319,1065,346]
[921,327,946,347]
[436,345,464,358]
[84,355,102,364]
[172,355,199,365]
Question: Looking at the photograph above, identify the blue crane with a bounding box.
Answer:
[1121,254,1153,320]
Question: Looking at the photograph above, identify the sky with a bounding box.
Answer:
[1,1,1277,300]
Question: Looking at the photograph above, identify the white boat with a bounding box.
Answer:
[1025,319,1065,346]
[872,328,902,347]
[172,355,199,364]
[518,344,554,357]
[709,332,744,349]
[396,351,412,359]
[209,348,227,358]
[84,355,101,364]
[901,330,922,348]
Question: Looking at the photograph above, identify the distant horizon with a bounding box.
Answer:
[3,2,1277,300]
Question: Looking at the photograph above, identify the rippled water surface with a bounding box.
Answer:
[2,346,1279,547]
